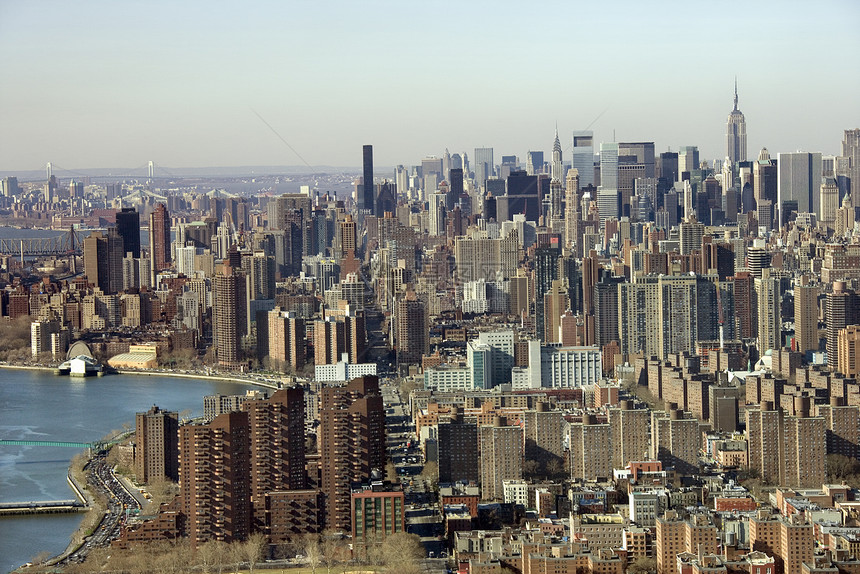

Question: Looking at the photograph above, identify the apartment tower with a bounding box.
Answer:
[134,405,179,484]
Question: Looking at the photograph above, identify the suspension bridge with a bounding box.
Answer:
[42,160,175,181]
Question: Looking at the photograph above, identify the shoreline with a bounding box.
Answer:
[0,362,287,391]
[113,368,283,389]
[1,364,288,570]
[0,363,56,372]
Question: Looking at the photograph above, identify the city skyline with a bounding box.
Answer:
[1,0,859,172]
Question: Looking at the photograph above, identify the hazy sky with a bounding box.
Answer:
[1,0,858,173]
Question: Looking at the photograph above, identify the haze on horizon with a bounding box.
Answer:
[1,0,858,174]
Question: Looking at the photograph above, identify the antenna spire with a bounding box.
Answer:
[733,77,738,111]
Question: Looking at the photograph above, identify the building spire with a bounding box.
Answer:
[733,77,738,111]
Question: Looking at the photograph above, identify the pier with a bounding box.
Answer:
[0,439,109,452]
[0,500,87,516]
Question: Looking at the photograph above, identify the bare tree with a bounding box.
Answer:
[198,540,231,574]
[627,556,657,574]
[0,315,34,361]
[381,532,424,571]
[143,476,180,512]
[320,531,349,574]
[301,534,323,574]
[420,460,439,481]
[29,550,52,565]
[240,533,267,573]
[546,457,564,479]
[385,461,399,483]
[523,458,540,478]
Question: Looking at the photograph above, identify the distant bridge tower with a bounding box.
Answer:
[46,162,52,180]
[148,161,155,180]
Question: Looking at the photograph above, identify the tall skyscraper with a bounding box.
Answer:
[618,277,661,358]
[115,207,141,258]
[777,151,823,222]
[396,296,428,366]
[543,280,569,344]
[564,168,580,250]
[150,203,171,274]
[534,246,560,342]
[449,167,464,211]
[526,150,544,175]
[497,170,540,222]
[657,275,699,359]
[551,128,564,182]
[572,131,595,188]
[597,142,620,222]
[820,177,840,226]
[678,146,700,181]
[213,264,248,370]
[442,148,451,181]
[362,144,374,215]
[617,142,656,217]
[827,282,859,369]
[2,176,19,197]
[595,275,622,349]
[474,147,494,191]
[243,250,276,300]
[83,228,124,294]
[338,214,357,252]
[753,148,777,208]
[756,268,782,353]
[657,152,679,185]
[319,376,385,530]
[599,142,619,190]
[726,79,747,165]
[793,279,819,356]
[843,128,860,191]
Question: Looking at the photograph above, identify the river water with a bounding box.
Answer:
[0,369,258,572]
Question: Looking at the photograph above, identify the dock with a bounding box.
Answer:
[56,354,103,376]
[0,500,88,515]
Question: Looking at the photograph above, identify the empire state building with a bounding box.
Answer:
[726,80,747,165]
